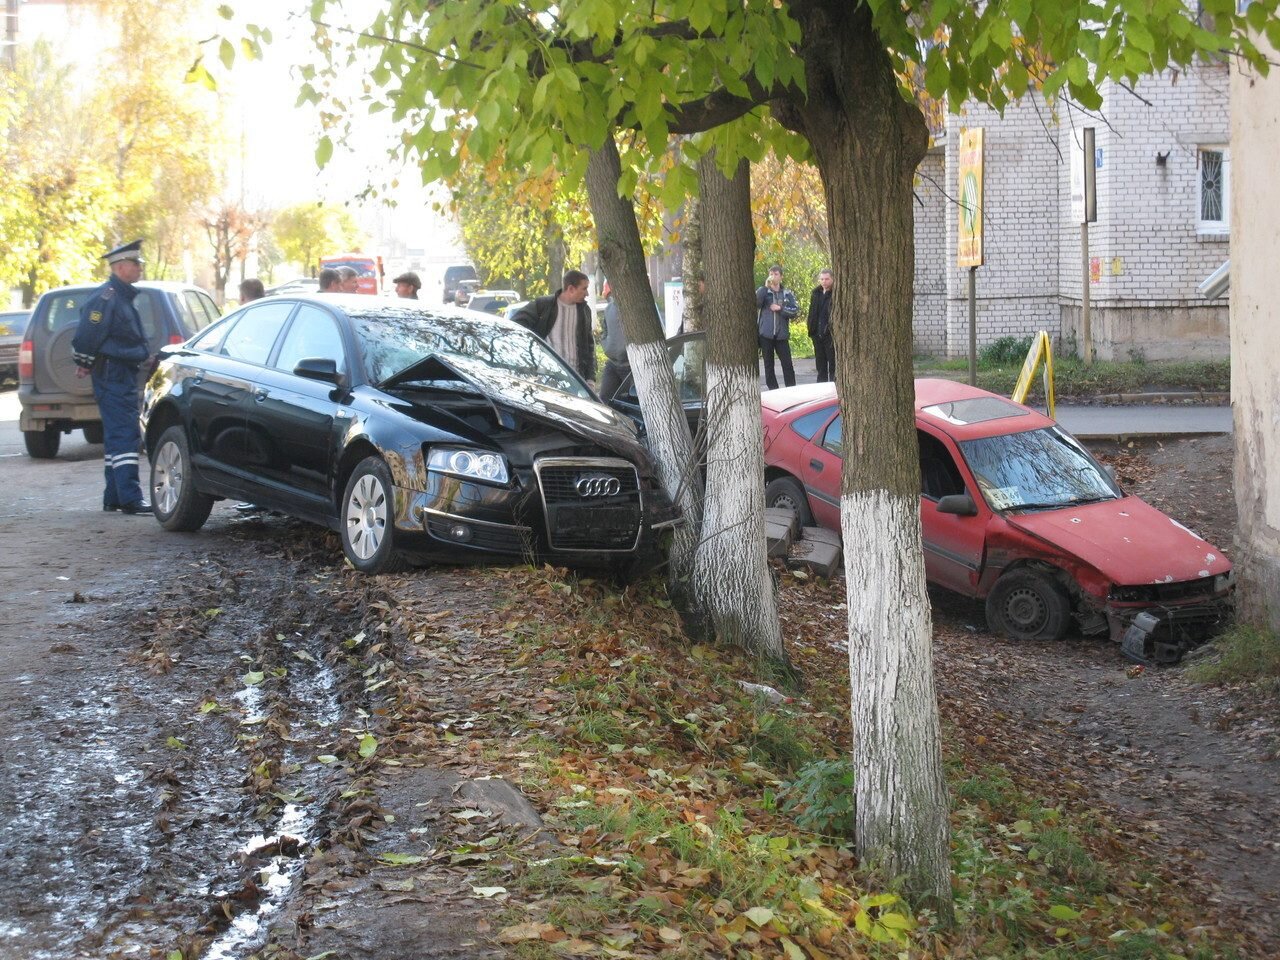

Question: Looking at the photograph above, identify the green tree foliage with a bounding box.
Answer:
[446,153,592,297]
[88,0,223,279]
[271,203,364,276]
[0,42,119,305]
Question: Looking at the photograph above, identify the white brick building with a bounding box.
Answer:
[913,63,1231,359]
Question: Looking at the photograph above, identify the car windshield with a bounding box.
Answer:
[348,307,592,400]
[958,426,1121,511]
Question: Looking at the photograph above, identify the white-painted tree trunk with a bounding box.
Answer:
[842,490,951,907]
[691,361,783,659]
[627,338,701,580]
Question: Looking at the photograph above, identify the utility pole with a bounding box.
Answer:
[4,0,19,70]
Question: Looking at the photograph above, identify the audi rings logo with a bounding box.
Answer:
[575,474,621,498]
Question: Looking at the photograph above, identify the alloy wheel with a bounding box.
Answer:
[346,474,387,561]
[153,440,183,516]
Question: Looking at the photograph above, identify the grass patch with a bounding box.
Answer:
[470,566,1255,958]
[915,355,1230,398]
[1189,623,1280,683]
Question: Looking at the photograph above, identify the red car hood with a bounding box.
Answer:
[1004,496,1231,585]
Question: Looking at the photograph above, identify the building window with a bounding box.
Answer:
[1198,147,1229,233]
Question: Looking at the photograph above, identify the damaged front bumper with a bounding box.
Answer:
[1109,597,1234,665]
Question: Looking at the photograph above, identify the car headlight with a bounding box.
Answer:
[1214,572,1235,593]
[427,446,510,485]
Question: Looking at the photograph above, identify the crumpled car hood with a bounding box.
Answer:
[385,359,650,463]
[1004,496,1231,585]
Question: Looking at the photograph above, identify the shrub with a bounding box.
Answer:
[979,335,1033,366]
[781,757,856,838]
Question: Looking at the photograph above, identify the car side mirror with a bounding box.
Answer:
[294,357,343,385]
[936,492,978,516]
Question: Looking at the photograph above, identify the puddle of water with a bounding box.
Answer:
[202,803,311,960]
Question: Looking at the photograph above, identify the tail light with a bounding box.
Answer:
[168,333,185,345]
[18,339,34,381]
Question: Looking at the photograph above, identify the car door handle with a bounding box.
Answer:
[254,390,267,402]
[809,459,823,472]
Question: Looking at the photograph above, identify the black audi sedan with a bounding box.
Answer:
[141,295,681,574]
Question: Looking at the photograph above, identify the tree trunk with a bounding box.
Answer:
[781,1,952,916]
[547,225,566,295]
[583,138,701,587]
[681,194,706,333]
[691,151,786,662]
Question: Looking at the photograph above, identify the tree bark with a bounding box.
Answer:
[583,138,701,587]
[780,1,953,916]
[681,194,706,332]
[691,151,786,663]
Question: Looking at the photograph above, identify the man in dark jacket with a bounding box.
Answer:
[71,239,152,514]
[509,270,596,382]
[807,268,835,383]
[756,265,799,389]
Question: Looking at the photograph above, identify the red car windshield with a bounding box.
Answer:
[959,426,1121,512]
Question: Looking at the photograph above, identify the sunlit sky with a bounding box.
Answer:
[17,0,463,266]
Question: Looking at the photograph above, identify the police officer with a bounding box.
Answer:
[71,239,152,515]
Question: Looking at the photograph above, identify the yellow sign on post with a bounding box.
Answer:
[1011,331,1057,420]
[957,128,985,268]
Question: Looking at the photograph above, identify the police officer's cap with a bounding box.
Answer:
[103,239,145,265]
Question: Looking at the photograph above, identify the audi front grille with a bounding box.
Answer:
[533,457,643,552]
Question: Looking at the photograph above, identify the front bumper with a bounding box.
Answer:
[1109,596,1234,665]
[388,459,682,567]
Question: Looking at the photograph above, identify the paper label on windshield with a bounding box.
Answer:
[986,487,1020,510]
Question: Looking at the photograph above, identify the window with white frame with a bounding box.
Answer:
[1198,146,1230,233]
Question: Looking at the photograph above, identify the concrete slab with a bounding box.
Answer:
[765,518,794,557]
[788,537,842,578]
[765,506,800,539]
[800,526,841,548]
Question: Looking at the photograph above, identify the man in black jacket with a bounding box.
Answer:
[509,270,596,382]
[807,268,835,383]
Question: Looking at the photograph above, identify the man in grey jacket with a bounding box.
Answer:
[756,265,799,389]
[597,281,630,400]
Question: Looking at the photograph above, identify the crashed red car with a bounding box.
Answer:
[761,380,1233,663]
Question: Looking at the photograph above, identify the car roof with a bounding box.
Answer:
[37,280,206,297]
[271,293,529,333]
[762,378,1055,438]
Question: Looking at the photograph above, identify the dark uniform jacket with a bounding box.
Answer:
[71,275,148,370]
[509,291,596,381]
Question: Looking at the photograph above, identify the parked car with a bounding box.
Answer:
[266,278,320,296]
[760,378,1233,662]
[0,310,32,377]
[141,295,682,574]
[442,264,478,304]
[466,289,521,316]
[17,282,222,458]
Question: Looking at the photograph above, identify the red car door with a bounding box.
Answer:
[917,425,988,597]
[799,411,843,530]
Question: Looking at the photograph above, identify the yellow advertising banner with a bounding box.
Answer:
[957,128,985,268]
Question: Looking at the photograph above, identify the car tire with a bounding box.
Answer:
[985,569,1071,641]
[151,426,214,532]
[341,457,410,575]
[23,427,60,459]
[764,475,814,527]
[83,423,104,445]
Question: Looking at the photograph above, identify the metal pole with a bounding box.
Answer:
[968,266,977,386]
[1081,222,1092,365]
[4,0,18,70]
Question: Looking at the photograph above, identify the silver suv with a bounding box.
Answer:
[17,281,221,458]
